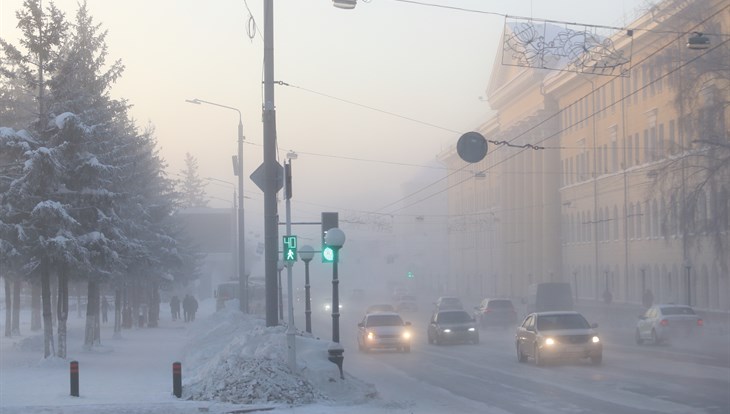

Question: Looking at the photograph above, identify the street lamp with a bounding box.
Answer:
[299,245,315,334]
[186,98,248,313]
[325,227,346,379]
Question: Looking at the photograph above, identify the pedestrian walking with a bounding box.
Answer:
[182,294,192,322]
[170,296,180,320]
[190,295,199,321]
[101,296,109,323]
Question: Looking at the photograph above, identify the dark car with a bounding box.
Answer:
[474,298,518,328]
[515,311,602,366]
[433,296,464,311]
[427,309,479,345]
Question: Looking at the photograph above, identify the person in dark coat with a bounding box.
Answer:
[182,294,192,322]
[101,296,109,323]
[170,296,180,320]
[189,295,199,321]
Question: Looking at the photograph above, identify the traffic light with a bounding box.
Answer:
[407,271,414,279]
[321,212,338,263]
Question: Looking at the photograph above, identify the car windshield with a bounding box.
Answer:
[437,311,472,323]
[662,306,696,315]
[366,314,404,327]
[536,314,590,330]
[439,298,462,306]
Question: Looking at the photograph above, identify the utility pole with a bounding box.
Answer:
[263,0,279,327]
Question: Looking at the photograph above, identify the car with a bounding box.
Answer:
[526,282,574,313]
[396,295,419,312]
[357,312,412,352]
[366,303,396,314]
[433,296,464,311]
[515,311,602,366]
[635,304,703,345]
[322,298,343,312]
[427,309,479,345]
[474,298,518,328]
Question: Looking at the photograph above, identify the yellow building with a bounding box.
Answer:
[441,0,729,311]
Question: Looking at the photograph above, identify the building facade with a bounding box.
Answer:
[440,0,729,311]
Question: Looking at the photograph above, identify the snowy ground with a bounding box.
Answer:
[0,298,465,414]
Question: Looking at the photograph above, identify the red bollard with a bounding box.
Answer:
[70,360,79,397]
[172,362,182,398]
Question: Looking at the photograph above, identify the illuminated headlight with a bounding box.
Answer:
[402,331,412,340]
[468,327,476,332]
[592,336,600,343]
[544,337,555,346]
[324,304,331,311]
[443,328,452,333]
[367,331,375,340]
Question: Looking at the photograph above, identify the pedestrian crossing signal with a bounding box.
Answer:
[283,235,297,262]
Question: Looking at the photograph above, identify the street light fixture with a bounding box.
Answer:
[687,32,710,50]
[186,98,248,313]
[324,227,346,379]
[299,245,315,334]
[333,0,357,9]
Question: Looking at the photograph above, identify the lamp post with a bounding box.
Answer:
[325,227,346,379]
[186,98,248,313]
[299,245,315,334]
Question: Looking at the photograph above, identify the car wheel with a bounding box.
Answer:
[591,354,603,365]
[427,332,434,344]
[517,344,527,363]
[534,344,544,366]
[651,329,660,345]
[472,334,480,345]
[635,328,644,345]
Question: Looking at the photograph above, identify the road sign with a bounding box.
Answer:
[283,235,297,262]
[250,160,284,193]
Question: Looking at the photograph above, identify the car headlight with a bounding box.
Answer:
[402,331,411,340]
[443,328,452,333]
[468,327,476,332]
[367,331,375,340]
[324,304,331,310]
[592,336,600,343]
[544,337,555,346]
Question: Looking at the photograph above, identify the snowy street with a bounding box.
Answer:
[2,292,730,414]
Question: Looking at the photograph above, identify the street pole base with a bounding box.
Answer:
[327,344,345,380]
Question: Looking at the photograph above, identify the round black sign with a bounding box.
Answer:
[457,131,488,163]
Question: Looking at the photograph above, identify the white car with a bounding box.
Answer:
[635,304,703,345]
[357,312,412,353]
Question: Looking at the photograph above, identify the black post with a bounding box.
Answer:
[70,360,79,397]
[304,259,312,334]
[278,268,283,321]
[172,362,182,398]
[331,248,340,343]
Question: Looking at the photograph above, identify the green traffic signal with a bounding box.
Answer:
[322,246,335,263]
[407,271,414,279]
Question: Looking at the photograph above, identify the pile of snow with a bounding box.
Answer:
[180,304,376,407]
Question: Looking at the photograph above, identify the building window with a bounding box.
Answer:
[643,130,649,164]
[633,68,639,104]
[658,123,665,160]
[610,126,618,172]
[636,204,643,239]
[614,205,620,240]
[610,80,616,113]
[627,135,633,167]
[669,120,676,155]
[645,201,651,238]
